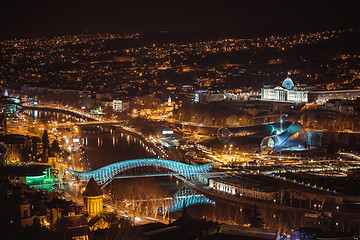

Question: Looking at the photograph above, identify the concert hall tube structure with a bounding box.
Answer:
[217,120,307,154]
[217,120,293,143]
[260,121,307,154]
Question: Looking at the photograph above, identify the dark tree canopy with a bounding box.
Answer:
[42,130,50,150]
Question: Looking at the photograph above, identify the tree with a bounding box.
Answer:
[42,130,50,150]
[41,130,50,162]
[51,140,61,154]
[327,141,339,154]
[248,205,264,228]
[108,178,170,222]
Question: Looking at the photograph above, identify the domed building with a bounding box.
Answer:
[83,177,103,216]
[261,74,310,103]
[282,76,295,90]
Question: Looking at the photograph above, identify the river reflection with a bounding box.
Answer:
[26,110,359,234]
[25,109,82,122]
[80,130,156,171]
[86,130,356,234]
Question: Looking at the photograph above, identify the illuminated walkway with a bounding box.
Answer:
[68,159,214,185]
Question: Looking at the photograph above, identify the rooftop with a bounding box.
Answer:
[82,177,103,197]
[282,77,294,90]
[212,174,278,193]
[0,165,51,177]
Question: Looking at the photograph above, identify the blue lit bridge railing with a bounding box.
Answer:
[68,158,214,186]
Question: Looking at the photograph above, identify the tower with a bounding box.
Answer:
[82,177,103,216]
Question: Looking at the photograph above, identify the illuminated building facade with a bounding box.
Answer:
[261,76,309,103]
[208,176,277,201]
[0,96,22,115]
[313,89,360,103]
[82,177,103,216]
[164,96,176,113]
[261,75,360,104]
[112,99,130,112]
[0,165,55,187]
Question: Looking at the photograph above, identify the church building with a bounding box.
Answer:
[82,177,103,216]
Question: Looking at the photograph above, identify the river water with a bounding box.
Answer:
[25,109,358,235]
[77,129,324,234]
[81,130,156,170]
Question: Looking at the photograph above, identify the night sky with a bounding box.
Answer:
[1,0,358,39]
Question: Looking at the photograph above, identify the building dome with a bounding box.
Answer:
[282,77,294,90]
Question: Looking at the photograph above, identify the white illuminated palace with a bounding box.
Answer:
[261,75,310,103]
[261,75,360,104]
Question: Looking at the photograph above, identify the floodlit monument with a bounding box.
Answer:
[83,177,103,216]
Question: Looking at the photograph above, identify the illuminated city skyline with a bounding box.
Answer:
[1,1,360,239]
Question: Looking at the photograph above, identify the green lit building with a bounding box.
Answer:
[0,96,22,116]
[0,164,57,190]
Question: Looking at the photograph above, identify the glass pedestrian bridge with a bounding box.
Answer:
[68,158,214,186]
